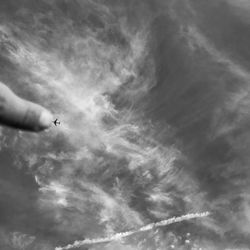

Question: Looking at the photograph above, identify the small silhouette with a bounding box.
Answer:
[53,119,60,126]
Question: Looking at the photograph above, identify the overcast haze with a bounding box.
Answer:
[1,0,250,249]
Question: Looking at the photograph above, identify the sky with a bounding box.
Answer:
[1,0,250,249]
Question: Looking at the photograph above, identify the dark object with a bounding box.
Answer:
[53,119,60,126]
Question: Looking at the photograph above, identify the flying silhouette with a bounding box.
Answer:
[53,119,60,126]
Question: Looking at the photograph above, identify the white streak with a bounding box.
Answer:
[55,212,210,250]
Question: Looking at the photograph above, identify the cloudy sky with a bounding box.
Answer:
[1,0,250,249]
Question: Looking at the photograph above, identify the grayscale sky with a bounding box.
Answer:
[1,0,250,249]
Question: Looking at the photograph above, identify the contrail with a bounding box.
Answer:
[55,212,210,250]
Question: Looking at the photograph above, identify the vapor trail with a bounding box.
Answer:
[55,212,210,250]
